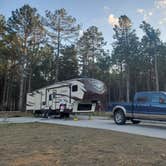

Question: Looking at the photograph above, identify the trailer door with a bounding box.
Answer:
[52,91,57,110]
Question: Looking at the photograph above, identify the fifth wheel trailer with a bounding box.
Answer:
[26,78,106,117]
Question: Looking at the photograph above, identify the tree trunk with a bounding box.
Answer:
[23,77,27,111]
[28,67,32,93]
[19,32,28,111]
[126,66,130,102]
[2,74,7,111]
[119,63,123,101]
[6,80,10,111]
[154,53,159,91]
[18,64,24,111]
[82,54,87,77]
[55,18,61,82]
[146,70,150,91]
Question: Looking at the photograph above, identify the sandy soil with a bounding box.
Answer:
[0,123,166,166]
[0,111,33,118]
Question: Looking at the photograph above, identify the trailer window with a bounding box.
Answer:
[72,85,78,92]
[53,92,56,98]
[49,94,52,101]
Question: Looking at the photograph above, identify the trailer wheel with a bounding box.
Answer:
[64,113,70,118]
[43,110,49,118]
[114,109,126,125]
[33,110,42,117]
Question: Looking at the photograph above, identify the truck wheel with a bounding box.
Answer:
[114,109,126,125]
[131,119,140,124]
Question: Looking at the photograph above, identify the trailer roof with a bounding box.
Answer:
[28,77,103,93]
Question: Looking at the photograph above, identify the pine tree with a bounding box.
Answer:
[112,15,140,101]
[59,45,78,81]
[44,8,80,81]
[7,4,43,111]
[140,21,161,91]
[77,26,107,78]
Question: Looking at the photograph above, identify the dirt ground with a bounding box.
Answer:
[0,123,166,166]
[0,111,33,118]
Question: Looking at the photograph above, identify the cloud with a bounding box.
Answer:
[159,17,166,24]
[135,1,166,42]
[103,6,112,15]
[108,14,119,26]
[154,0,166,25]
[148,12,153,16]
[137,8,153,21]
[155,0,166,8]
[137,8,145,14]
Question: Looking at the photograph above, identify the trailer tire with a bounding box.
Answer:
[65,113,70,118]
[114,109,126,125]
[33,110,42,117]
[43,110,49,118]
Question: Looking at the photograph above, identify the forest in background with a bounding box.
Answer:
[0,4,166,111]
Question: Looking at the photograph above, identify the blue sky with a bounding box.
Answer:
[1,0,166,49]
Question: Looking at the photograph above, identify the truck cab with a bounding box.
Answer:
[133,92,166,121]
[110,91,166,125]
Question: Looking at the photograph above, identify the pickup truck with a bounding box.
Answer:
[109,91,166,125]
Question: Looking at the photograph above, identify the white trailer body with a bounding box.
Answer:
[26,78,106,115]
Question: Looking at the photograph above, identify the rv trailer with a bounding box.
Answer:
[26,78,106,117]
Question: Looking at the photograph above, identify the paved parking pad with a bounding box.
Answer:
[0,116,166,139]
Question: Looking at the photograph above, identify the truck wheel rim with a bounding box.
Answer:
[115,112,122,123]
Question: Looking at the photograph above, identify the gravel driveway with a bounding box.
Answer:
[0,116,166,139]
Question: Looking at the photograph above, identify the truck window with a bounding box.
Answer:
[151,94,166,104]
[151,94,160,103]
[159,94,166,104]
[136,96,148,103]
[72,85,78,92]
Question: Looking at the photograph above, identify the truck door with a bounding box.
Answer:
[150,93,166,120]
[133,93,151,119]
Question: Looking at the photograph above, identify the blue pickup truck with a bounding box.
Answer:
[109,91,166,125]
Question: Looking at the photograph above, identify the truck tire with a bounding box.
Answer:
[114,109,126,125]
[131,119,140,124]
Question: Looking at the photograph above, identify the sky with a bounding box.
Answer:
[1,0,166,49]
